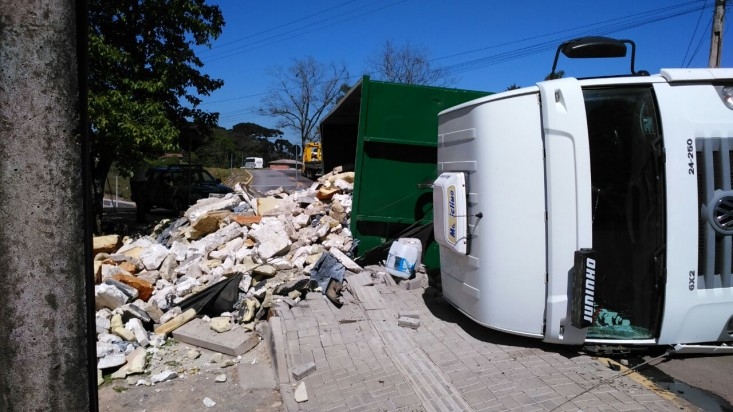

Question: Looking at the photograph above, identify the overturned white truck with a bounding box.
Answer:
[433,37,733,351]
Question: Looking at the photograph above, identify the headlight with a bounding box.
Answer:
[723,86,733,110]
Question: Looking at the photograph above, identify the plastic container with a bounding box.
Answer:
[385,238,423,279]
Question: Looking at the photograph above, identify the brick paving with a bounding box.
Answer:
[267,271,690,411]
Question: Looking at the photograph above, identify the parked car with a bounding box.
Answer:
[142,165,233,214]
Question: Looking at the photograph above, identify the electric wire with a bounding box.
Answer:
[201,0,406,64]
[207,1,717,125]
[681,0,709,66]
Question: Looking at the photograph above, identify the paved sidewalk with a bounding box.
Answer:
[265,270,690,411]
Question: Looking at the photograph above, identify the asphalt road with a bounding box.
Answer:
[637,350,733,410]
[247,168,314,194]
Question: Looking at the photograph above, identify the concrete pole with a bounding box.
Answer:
[708,0,726,68]
[0,0,95,411]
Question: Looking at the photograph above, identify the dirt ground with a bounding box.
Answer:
[97,336,284,411]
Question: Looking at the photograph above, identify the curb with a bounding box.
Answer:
[265,316,299,411]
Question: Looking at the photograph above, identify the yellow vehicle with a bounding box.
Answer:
[302,142,323,179]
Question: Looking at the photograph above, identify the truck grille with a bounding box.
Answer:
[696,137,733,289]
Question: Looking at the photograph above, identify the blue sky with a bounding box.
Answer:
[194,0,730,143]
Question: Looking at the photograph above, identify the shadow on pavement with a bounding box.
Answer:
[420,282,584,360]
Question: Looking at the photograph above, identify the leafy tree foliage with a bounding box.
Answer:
[367,40,455,86]
[260,57,349,151]
[192,122,292,167]
[505,83,521,91]
[88,0,224,227]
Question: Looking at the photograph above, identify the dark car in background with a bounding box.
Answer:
[143,165,233,215]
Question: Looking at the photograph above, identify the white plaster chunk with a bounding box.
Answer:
[328,248,362,273]
[125,318,150,347]
[209,237,244,260]
[249,217,292,260]
[150,370,178,384]
[95,284,129,310]
[292,213,310,228]
[169,240,188,262]
[269,257,293,270]
[294,381,308,403]
[141,243,170,271]
[97,353,127,369]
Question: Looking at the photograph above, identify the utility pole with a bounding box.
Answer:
[709,0,726,68]
[0,0,95,410]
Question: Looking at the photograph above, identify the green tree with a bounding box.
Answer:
[505,83,521,90]
[194,127,237,168]
[88,0,224,228]
[229,122,283,162]
[260,57,349,151]
[367,40,455,86]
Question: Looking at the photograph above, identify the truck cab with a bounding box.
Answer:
[433,37,733,348]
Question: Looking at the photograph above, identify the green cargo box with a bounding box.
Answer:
[320,76,489,270]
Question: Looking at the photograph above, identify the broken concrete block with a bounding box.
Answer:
[328,248,361,273]
[291,361,316,380]
[93,234,121,255]
[231,214,262,227]
[110,347,146,379]
[294,381,308,403]
[95,316,110,334]
[398,316,420,329]
[215,373,227,382]
[141,243,170,271]
[154,308,197,335]
[184,195,241,224]
[249,217,291,259]
[172,317,260,356]
[104,278,139,301]
[125,318,150,347]
[186,210,230,239]
[95,283,129,310]
[239,298,259,323]
[150,370,178,384]
[252,264,277,278]
[97,353,126,370]
[403,272,429,290]
[112,274,154,302]
[210,237,244,260]
[111,326,135,342]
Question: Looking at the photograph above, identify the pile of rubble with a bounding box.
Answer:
[93,169,365,386]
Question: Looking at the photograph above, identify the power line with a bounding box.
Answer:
[682,0,709,66]
[441,1,710,76]
[205,1,716,126]
[201,0,405,64]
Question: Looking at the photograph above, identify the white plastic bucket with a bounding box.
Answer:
[385,238,422,279]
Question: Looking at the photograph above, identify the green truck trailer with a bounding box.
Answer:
[320,76,489,270]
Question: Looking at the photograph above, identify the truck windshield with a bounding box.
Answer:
[584,86,666,340]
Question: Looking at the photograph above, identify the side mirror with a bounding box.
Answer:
[550,36,646,78]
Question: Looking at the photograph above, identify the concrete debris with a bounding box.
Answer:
[398,316,421,329]
[94,172,431,395]
[150,370,178,383]
[203,397,216,407]
[292,361,316,380]
[294,381,308,403]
